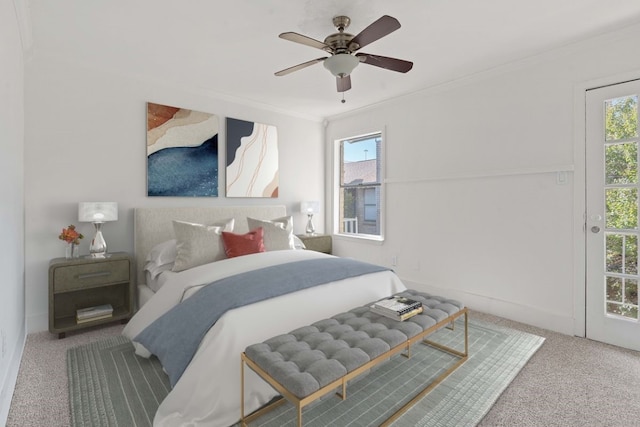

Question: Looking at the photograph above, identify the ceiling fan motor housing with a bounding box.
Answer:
[324,16,360,53]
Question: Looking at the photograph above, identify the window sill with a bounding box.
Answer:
[332,233,384,245]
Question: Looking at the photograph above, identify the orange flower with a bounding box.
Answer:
[58,224,84,245]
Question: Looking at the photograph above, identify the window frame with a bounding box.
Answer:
[333,130,385,242]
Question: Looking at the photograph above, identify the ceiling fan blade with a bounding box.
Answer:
[337,75,352,92]
[356,53,413,73]
[275,57,327,76]
[349,15,401,51]
[279,32,329,50]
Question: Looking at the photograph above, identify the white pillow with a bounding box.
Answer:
[144,260,174,281]
[145,239,178,266]
[145,265,173,292]
[246,216,295,251]
[172,218,234,272]
[292,235,306,250]
[144,239,178,282]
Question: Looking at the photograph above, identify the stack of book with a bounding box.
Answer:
[76,303,113,324]
[370,296,423,321]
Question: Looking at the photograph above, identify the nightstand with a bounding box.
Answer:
[48,252,135,338]
[296,234,332,254]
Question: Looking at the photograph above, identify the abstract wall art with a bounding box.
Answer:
[146,102,219,197]
[226,117,279,198]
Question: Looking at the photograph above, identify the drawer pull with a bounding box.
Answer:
[77,271,111,280]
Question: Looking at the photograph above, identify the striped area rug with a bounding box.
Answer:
[67,335,170,427]
[67,318,544,427]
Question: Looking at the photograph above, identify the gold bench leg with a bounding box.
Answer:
[447,319,455,330]
[423,311,468,358]
[401,341,412,359]
[297,402,302,427]
[335,377,347,400]
[382,310,469,427]
[240,356,246,427]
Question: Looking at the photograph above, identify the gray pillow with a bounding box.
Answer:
[172,218,234,272]
[246,216,294,251]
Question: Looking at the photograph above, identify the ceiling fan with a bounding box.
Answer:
[275,15,413,93]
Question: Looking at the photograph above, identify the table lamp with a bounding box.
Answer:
[300,201,320,235]
[78,202,118,257]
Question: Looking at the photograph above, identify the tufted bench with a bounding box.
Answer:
[240,290,468,427]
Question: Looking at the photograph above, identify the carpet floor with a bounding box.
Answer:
[8,311,640,427]
[66,317,543,427]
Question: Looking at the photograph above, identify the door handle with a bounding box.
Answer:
[591,226,601,233]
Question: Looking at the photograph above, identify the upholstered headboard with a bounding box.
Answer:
[134,205,287,287]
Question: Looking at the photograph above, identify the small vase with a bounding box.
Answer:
[65,243,79,259]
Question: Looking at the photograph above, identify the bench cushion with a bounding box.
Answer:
[244,290,464,398]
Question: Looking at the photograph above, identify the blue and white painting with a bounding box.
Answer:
[147,102,219,197]
[226,117,279,198]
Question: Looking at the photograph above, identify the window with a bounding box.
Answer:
[335,132,383,239]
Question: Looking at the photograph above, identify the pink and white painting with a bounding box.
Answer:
[225,117,279,198]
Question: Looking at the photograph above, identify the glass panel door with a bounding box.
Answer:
[586,80,640,350]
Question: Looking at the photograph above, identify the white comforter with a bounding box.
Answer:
[122,250,406,427]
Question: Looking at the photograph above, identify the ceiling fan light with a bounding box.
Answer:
[323,53,359,77]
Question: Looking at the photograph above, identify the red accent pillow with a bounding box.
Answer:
[221,227,265,258]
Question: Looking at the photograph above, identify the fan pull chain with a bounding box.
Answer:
[341,93,346,103]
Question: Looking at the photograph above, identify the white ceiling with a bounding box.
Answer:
[22,0,640,120]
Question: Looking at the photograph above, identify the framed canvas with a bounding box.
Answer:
[146,102,219,197]
[226,117,279,198]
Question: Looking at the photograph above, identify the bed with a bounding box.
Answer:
[122,206,407,427]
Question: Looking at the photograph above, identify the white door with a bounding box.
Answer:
[586,79,640,351]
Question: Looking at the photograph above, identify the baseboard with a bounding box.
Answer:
[0,328,26,426]
[402,279,575,336]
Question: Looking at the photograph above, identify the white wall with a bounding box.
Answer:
[327,24,640,335]
[24,55,324,333]
[17,2,640,342]
[0,0,26,423]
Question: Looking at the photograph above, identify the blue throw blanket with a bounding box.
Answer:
[134,257,390,386]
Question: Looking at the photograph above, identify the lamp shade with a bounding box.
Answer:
[300,201,320,215]
[323,54,359,77]
[78,202,118,223]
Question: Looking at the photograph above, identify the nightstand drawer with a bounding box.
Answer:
[52,259,130,292]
